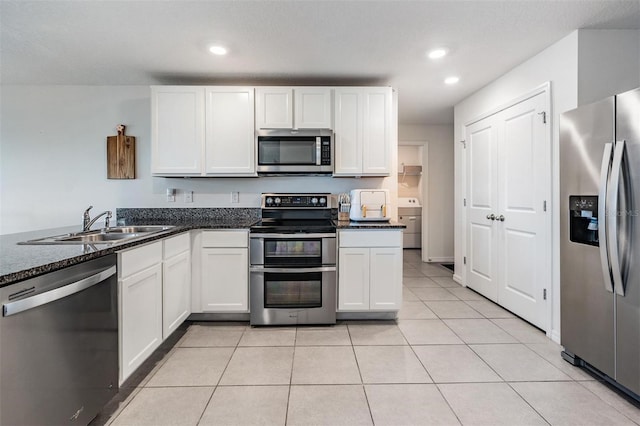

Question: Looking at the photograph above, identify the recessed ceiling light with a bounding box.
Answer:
[428,48,448,59]
[444,76,460,85]
[209,45,228,56]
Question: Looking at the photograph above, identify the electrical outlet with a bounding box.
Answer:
[166,188,176,202]
[184,191,193,203]
[231,191,239,203]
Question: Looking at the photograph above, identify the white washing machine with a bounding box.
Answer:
[398,197,422,248]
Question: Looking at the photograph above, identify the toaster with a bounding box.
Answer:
[349,189,391,222]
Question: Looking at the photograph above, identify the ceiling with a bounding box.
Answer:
[2,1,639,125]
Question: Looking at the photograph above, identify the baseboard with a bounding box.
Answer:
[453,274,464,285]
[550,328,561,344]
[426,256,454,263]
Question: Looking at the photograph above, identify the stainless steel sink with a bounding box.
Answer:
[18,225,175,245]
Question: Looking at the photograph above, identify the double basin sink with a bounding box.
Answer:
[19,225,175,245]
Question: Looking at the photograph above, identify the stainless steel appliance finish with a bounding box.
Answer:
[256,129,333,175]
[560,87,640,400]
[0,254,119,425]
[250,193,337,325]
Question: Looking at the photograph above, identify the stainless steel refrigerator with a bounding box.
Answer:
[560,87,639,399]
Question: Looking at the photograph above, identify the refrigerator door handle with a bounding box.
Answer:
[607,140,626,296]
[598,142,614,293]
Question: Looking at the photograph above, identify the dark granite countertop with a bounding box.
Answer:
[1,207,405,288]
[0,213,259,288]
[335,220,406,229]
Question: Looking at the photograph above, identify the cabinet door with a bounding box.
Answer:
[255,87,293,129]
[333,88,363,175]
[151,86,204,175]
[119,263,163,384]
[163,251,191,339]
[369,247,402,310]
[201,248,248,312]
[294,87,332,129]
[204,87,256,175]
[362,87,392,175]
[338,247,370,311]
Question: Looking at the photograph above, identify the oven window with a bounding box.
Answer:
[258,140,317,165]
[264,239,322,265]
[264,272,322,308]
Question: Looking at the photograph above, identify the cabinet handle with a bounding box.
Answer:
[497,215,505,222]
[486,214,495,220]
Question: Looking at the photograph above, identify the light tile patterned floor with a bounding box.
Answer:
[97,250,640,425]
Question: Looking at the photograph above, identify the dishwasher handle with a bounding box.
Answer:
[3,265,116,317]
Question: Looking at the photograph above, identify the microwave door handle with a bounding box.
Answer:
[608,140,626,296]
[598,142,614,293]
[316,137,321,165]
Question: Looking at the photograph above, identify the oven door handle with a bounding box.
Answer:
[250,266,336,273]
[250,233,336,239]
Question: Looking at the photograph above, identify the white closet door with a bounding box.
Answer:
[496,92,549,330]
[466,117,499,302]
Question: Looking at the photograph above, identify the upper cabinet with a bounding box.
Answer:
[204,87,255,175]
[333,87,392,176]
[151,86,205,175]
[151,86,256,176]
[256,87,332,129]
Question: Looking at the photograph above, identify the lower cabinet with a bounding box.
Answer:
[118,232,192,385]
[195,230,249,312]
[338,230,403,311]
[162,233,191,339]
[118,241,163,385]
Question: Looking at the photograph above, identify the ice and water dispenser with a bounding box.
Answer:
[569,195,599,246]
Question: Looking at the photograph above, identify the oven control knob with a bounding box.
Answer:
[311,197,318,204]
[319,197,326,205]
[274,197,281,205]
[266,197,273,206]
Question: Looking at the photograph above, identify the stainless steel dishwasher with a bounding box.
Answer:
[0,255,118,426]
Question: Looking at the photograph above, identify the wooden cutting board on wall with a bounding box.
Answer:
[107,124,135,179]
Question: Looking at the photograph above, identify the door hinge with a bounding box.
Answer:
[463,198,467,207]
[543,288,547,300]
[538,111,547,124]
[460,140,466,149]
[463,256,467,265]
[543,200,547,212]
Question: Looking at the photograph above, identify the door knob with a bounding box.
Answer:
[497,215,505,222]
[486,214,496,220]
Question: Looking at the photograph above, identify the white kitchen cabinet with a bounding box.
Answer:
[204,87,256,175]
[338,230,402,311]
[198,230,249,312]
[162,233,191,339]
[151,86,256,176]
[118,241,163,385]
[333,87,392,176]
[151,86,205,175]
[256,86,332,129]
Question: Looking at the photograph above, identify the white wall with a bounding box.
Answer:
[578,30,640,105]
[453,29,640,343]
[1,86,398,234]
[399,124,454,262]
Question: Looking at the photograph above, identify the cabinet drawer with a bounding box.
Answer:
[201,230,248,248]
[164,232,190,259]
[118,241,162,278]
[339,230,402,248]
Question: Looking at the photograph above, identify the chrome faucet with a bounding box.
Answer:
[83,206,112,231]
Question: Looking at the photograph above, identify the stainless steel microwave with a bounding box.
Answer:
[256,129,333,175]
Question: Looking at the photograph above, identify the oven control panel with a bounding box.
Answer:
[262,193,331,208]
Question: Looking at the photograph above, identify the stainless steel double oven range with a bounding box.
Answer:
[250,194,337,326]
